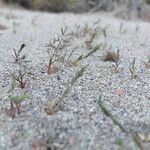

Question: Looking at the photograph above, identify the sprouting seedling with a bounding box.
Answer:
[129,58,136,79]
[61,26,68,36]
[13,43,26,63]
[46,40,61,74]
[72,45,100,65]
[9,94,30,117]
[84,45,100,59]
[45,53,58,74]
[54,65,87,111]
[102,27,107,40]
[115,138,124,147]
[97,96,127,132]
[63,65,87,98]
[12,69,27,89]
[97,96,144,150]
[112,49,121,71]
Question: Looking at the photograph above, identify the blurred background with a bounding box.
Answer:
[1,0,150,21]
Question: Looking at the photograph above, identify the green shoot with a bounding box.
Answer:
[129,58,136,79]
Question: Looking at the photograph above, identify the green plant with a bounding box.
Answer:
[72,45,100,65]
[102,27,107,40]
[112,49,121,71]
[63,65,87,98]
[11,69,27,89]
[9,94,30,117]
[97,96,127,132]
[115,138,124,147]
[13,43,26,63]
[129,58,136,79]
[46,27,70,74]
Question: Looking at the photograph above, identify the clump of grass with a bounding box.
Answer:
[8,94,30,118]
[44,100,59,115]
[129,58,137,79]
[13,43,26,63]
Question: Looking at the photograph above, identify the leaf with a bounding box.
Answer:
[83,45,100,59]
[19,43,26,52]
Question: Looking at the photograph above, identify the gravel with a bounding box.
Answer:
[0,6,150,150]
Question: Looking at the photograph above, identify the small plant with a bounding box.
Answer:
[115,138,124,147]
[45,52,59,74]
[63,65,87,98]
[11,68,27,89]
[102,27,107,40]
[44,100,59,115]
[9,94,30,118]
[72,45,100,65]
[46,27,70,74]
[13,43,26,63]
[97,96,127,132]
[129,58,137,79]
[112,49,121,71]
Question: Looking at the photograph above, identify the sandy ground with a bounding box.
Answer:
[0,5,150,150]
